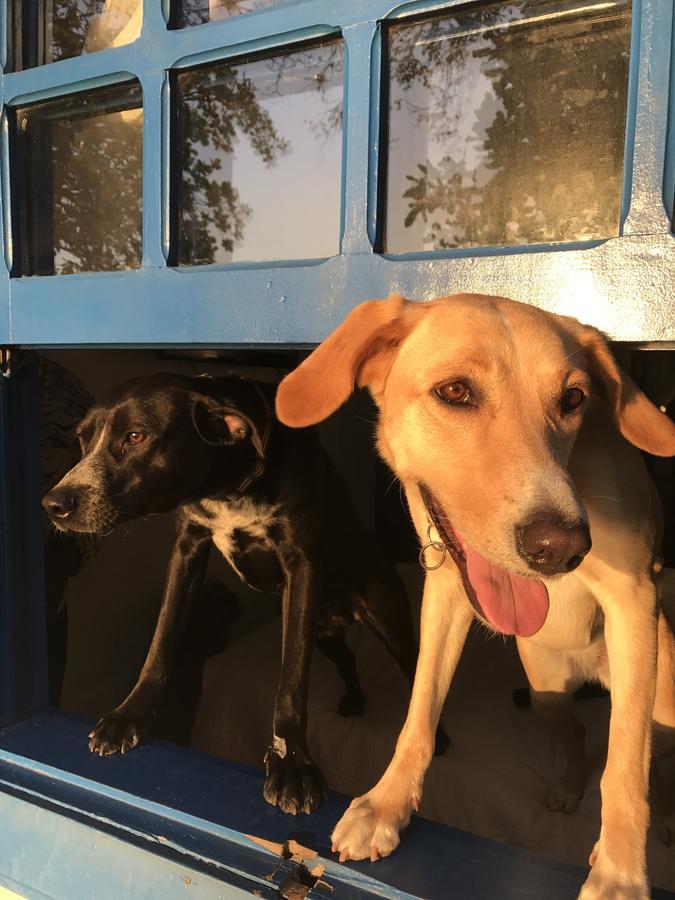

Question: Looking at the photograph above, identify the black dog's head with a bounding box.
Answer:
[42,373,270,534]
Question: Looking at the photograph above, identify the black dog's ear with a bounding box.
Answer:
[193,398,266,457]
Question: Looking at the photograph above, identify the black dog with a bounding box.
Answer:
[43,373,444,814]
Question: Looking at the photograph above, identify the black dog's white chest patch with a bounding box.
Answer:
[194,497,279,577]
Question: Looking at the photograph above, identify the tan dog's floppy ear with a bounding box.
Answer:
[581,326,675,457]
[276,294,414,426]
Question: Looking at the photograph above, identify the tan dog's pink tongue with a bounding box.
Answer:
[458,536,549,637]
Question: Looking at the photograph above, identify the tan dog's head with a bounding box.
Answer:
[277,294,675,634]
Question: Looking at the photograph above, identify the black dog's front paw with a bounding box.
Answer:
[88,711,150,756]
[263,743,328,815]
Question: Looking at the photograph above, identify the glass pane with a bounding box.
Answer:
[386,0,631,252]
[13,81,143,276]
[176,0,283,29]
[9,0,142,71]
[175,41,343,266]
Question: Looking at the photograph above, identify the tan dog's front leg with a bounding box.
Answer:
[331,566,472,862]
[579,574,658,900]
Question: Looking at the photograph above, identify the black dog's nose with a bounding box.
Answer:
[516,512,591,576]
[43,489,77,520]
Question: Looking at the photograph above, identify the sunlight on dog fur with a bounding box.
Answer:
[277,293,675,900]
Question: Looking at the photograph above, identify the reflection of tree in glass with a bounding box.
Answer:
[178,42,343,265]
[17,82,143,274]
[50,0,98,60]
[389,1,631,249]
[262,44,344,145]
[50,0,140,60]
[35,40,340,273]
[49,95,143,274]
[178,66,289,264]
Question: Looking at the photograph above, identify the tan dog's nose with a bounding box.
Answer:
[516,513,591,576]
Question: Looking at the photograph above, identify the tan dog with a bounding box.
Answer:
[276,293,675,900]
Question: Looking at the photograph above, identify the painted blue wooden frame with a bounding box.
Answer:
[2,712,674,900]
[0,0,672,347]
[0,351,47,727]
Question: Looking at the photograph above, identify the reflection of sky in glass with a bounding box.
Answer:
[179,0,283,28]
[178,43,343,265]
[386,0,631,252]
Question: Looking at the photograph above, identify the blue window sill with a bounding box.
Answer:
[1,712,672,899]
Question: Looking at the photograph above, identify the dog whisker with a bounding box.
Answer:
[561,347,585,363]
[383,474,399,498]
[398,481,407,514]
[355,414,379,427]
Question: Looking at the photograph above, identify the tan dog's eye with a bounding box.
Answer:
[435,381,472,405]
[561,388,585,415]
[125,431,146,445]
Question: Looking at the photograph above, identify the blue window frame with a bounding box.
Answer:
[0,2,674,897]
[0,0,671,347]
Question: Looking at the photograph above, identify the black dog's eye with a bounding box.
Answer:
[561,387,585,415]
[435,381,472,406]
[125,431,146,445]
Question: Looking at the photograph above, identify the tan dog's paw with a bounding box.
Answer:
[578,844,649,900]
[578,873,649,900]
[331,792,414,862]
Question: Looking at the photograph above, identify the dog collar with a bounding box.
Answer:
[418,484,448,571]
[223,380,271,502]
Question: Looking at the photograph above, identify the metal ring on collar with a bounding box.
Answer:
[419,524,447,571]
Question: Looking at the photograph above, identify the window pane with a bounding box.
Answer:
[175,0,283,29]
[386,0,631,252]
[175,41,343,266]
[13,82,143,276]
[9,0,142,71]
